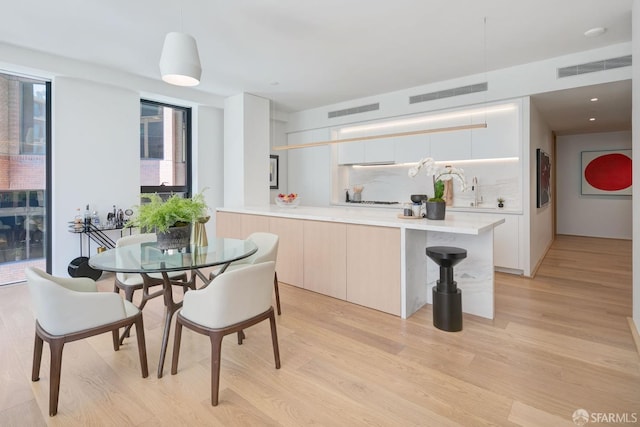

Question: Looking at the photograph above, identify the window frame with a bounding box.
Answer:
[139,99,192,198]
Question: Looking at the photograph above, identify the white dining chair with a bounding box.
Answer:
[171,261,281,406]
[25,267,148,416]
[210,232,281,315]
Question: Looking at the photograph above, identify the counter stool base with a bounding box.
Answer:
[432,287,462,332]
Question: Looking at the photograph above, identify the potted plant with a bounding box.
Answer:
[497,197,505,208]
[127,192,208,250]
[408,157,466,220]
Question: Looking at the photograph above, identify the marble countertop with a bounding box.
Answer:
[331,201,522,214]
[218,205,504,235]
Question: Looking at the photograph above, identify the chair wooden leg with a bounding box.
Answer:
[112,330,119,351]
[269,311,281,369]
[237,330,245,345]
[31,331,43,382]
[48,338,64,417]
[171,319,183,375]
[134,315,149,378]
[274,272,281,315]
[210,332,224,406]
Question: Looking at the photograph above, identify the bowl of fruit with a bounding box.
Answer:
[275,193,300,208]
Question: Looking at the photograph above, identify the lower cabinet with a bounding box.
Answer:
[216,211,401,315]
[303,220,347,299]
[346,224,401,316]
[489,214,521,271]
[216,211,243,238]
[269,217,304,288]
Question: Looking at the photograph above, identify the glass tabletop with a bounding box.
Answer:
[88,237,258,273]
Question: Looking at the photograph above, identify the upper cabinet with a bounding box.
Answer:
[295,100,521,169]
[471,102,520,159]
[337,138,394,165]
[429,116,472,161]
[394,134,430,163]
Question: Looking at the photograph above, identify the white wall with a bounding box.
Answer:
[194,105,224,238]
[52,77,140,276]
[528,101,554,274]
[632,0,639,331]
[223,93,270,208]
[556,131,632,239]
[0,43,229,276]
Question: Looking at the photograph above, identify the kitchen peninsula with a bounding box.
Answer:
[216,205,504,320]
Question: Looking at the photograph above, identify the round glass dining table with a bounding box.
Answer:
[90,237,258,377]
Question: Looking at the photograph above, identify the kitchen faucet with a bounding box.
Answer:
[471,177,483,207]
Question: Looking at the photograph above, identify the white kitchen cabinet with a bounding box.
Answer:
[471,103,520,159]
[489,213,520,270]
[429,116,472,161]
[394,134,430,163]
[337,141,365,164]
[337,138,394,165]
[364,138,394,163]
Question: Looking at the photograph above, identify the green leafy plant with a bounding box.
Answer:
[431,180,446,202]
[127,192,208,233]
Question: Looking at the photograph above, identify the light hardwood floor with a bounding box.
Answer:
[0,235,638,426]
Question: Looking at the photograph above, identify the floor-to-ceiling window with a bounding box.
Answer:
[140,99,191,199]
[0,73,50,285]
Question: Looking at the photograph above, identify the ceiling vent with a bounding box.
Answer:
[328,103,379,118]
[557,55,631,78]
[409,82,488,104]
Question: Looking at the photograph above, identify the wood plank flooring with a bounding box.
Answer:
[0,235,638,426]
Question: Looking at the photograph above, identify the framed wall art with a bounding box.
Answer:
[536,148,551,208]
[269,154,279,189]
[581,149,632,196]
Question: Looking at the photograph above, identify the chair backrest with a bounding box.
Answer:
[115,233,156,282]
[181,261,275,329]
[240,232,279,265]
[25,267,97,334]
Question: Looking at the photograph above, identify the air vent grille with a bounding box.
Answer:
[409,82,488,104]
[557,55,632,78]
[328,103,379,118]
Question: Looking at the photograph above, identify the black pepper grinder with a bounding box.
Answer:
[345,189,350,202]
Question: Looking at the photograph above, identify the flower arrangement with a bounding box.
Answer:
[408,157,467,202]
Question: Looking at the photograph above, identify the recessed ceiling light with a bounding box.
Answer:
[584,27,606,37]
[589,117,596,121]
[590,97,599,102]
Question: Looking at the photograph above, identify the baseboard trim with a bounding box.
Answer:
[627,317,640,356]
[529,239,554,279]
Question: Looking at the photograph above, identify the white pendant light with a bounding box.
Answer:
[159,31,202,86]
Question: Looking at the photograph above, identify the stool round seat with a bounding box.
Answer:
[425,246,467,268]
[426,246,467,332]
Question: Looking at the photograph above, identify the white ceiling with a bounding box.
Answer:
[0,0,633,133]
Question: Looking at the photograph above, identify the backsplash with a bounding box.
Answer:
[338,158,522,210]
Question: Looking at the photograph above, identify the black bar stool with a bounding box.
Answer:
[426,246,467,332]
